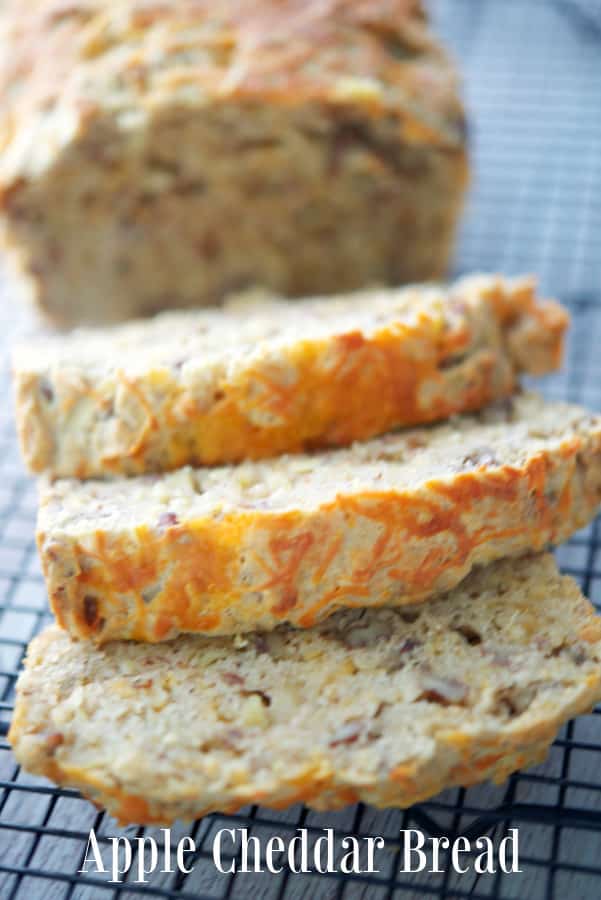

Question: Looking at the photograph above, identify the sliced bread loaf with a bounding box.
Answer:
[37,393,601,643]
[10,555,601,825]
[13,275,567,477]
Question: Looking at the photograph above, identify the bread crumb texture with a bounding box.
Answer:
[10,555,601,824]
[13,275,567,476]
[37,393,601,642]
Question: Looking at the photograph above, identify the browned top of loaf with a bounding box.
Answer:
[0,1,465,181]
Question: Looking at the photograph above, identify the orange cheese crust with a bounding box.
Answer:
[37,397,601,643]
[14,276,567,477]
[9,728,560,826]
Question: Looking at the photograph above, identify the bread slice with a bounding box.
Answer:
[37,393,601,643]
[14,275,567,477]
[0,0,467,327]
[10,555,601,825]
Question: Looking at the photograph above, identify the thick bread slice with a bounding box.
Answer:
[10,555,601,825]
[37,393,601,643]
[13,275,567,477]
[0,0,467,327]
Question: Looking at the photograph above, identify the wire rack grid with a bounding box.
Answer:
[2,0,601,898]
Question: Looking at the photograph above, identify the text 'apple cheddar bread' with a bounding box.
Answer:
[0,0,468,327]
[37,394,601,643]
[10,555,601,825]
[13,275,567,477]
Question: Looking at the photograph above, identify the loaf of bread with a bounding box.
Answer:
[37,394,601,643]
[13,274,567,477]
[10,555,601,825]
[0,0,468,327]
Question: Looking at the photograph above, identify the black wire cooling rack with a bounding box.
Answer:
[2,1,601,898]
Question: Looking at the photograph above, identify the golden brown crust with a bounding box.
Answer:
[36,395,601,642]
[13,276,568,478]
[0,1,465,154]
[6,733,561,826]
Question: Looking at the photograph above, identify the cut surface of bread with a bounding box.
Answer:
[0,0,467,326]
[13,275,567,477]
[37,394,601,642]
[9,555,601,825]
